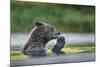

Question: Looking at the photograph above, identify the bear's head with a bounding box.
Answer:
[34,22,60,41]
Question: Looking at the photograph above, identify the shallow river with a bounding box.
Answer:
[11,52,95,66]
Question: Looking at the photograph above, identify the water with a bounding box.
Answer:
[11,33,95,66]
[11,33,95,46]
[11,52,95,66]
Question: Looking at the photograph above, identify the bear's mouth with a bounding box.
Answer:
[52,32,61,39]
[52,36,58,39]
[55,32,61,35]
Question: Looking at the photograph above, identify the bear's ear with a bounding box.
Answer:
[35,22,43,26]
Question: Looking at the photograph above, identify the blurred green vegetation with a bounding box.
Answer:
[11,1,95,33]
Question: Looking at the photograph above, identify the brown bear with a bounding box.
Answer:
[21,22,65,57]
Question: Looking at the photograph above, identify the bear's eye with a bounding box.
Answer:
[51,28,54,31]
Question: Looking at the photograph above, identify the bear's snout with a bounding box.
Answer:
[55,32,61,35]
